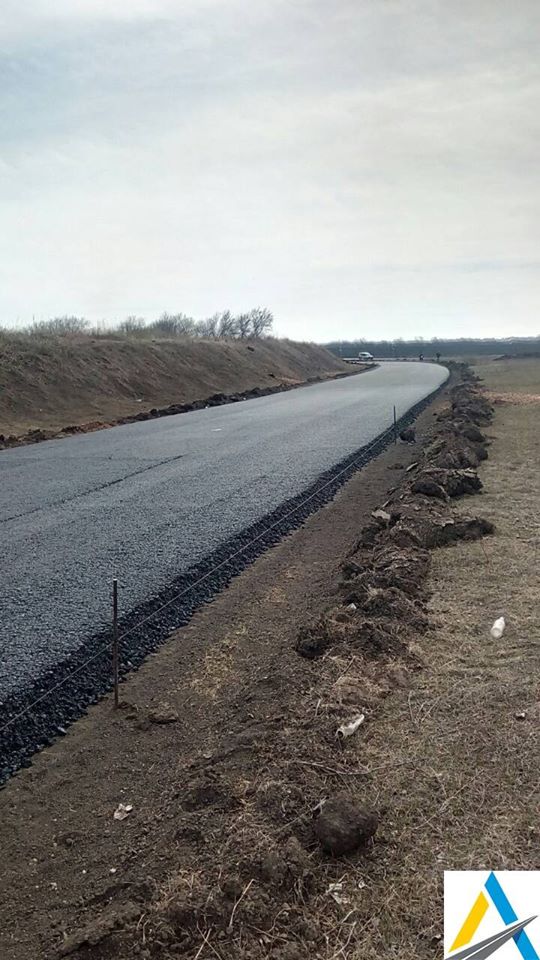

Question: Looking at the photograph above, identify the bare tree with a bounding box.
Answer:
[247,307,273,338]
[149,313,196,337]
[24,306,275,341]
[30,316,89,336]
[235,312,252,338]
[216,311,239,338]
[117,316,147,336]
[195,315,220,338]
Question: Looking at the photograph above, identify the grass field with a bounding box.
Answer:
[475,356,540,393]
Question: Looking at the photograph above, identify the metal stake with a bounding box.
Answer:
[112,577,119,709]
[393,405,397,444]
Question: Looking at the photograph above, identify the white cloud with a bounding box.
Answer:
[1,0,539,338]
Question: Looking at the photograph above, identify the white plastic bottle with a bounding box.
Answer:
[490,617,505,639]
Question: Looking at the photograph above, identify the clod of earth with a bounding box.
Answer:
[148,704,179,724]
[295,620,331,659]
[314,793,378,856]
[360,586,429,631]
[385,496,494,550]
[411,467,483,499]
[58,902,141,956]
[354,520,383,547]
[451,400,494,425]
[426,467,483,497]
[389,512,494,549]
[458,423,486,444]
[411,476,448,500]
[428,438,487,470]
[342,564,425,602]
[259,836,313,888]
[399,426,416,443]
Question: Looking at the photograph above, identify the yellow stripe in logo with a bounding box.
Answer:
[450,891,489,951]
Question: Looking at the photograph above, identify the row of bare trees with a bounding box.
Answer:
[20,308,274,340]
[118,308,273,339]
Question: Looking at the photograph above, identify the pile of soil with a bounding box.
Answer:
[296,369,494,664]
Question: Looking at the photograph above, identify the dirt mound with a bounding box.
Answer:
[387,503,494,549]
[411,467,483,499]
[297,608,406,658]
[458,423,486,443]
[371,543,431,593]
[296,373,494,663]
[450,387,494,425]
[65,695,384,959]
[426,435,487,470]
[314,794,378,855]
[360,586,429,629]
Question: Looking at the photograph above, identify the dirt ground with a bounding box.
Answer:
[0,336,347,437]
[1,361,538,960]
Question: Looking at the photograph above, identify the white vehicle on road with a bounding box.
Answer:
[357,351,374,360]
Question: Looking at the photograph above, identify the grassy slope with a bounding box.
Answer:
[0,336,348,436]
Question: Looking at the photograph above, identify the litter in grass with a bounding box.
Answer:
[336,714,365,739]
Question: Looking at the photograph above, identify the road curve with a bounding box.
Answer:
[0,362,447,702]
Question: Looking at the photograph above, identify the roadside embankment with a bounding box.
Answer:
[0,336,355,447]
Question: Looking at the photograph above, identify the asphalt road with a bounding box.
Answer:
[0,362,447,701]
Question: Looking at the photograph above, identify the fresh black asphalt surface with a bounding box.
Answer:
[0,362,448,778]
[1,362,447,704]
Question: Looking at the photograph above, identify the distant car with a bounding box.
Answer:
[357,351,374,360]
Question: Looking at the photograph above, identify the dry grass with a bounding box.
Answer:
[0,337,347,435]
[485,391,540,405]
[475,356,540,393]
[335,359,540,958]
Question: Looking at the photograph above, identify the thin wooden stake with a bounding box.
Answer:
[112,577,119,709]
[393,405,397,444]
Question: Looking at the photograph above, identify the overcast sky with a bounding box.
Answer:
[1,0,539,340]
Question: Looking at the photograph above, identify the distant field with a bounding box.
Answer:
[474,356,540,394]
